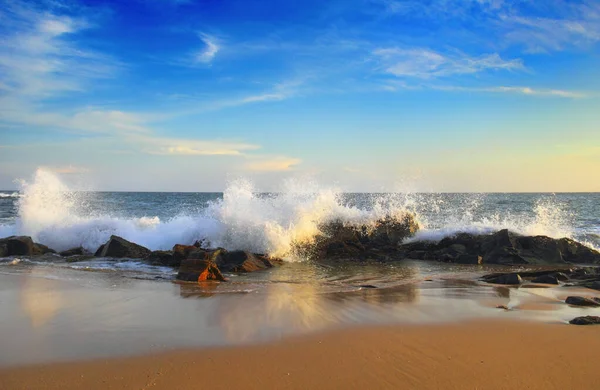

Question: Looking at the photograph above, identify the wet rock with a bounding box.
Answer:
[59,247,87,257]
[484,273,523,285]
[215,250,283,273]
[569,316,600,325]
[97,235,151,259]
[455,254,482,265]
[590,281,600,291]
[531,274,561,284]
[173,244,198,264]
[176,258,225,282]
[311,213,419,259]
[565,296,600,307]
[496,305,509,310]
[0,236,56,256]
[94,244,105,257]
[147,250,177,266]
[558,238,600,264]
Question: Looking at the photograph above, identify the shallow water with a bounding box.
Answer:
[1,260,599,366]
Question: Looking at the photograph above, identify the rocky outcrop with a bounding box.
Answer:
[565,296,600,307]
[96,235,151,259]
[569,316,600,325]
[398,230,600,265]
[176,258,225,282]
[0,236,56,257]
[172,244,198,265]
[308,214,420,260]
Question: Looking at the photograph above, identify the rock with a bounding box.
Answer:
[455,254,482,265]
[215,250,283,273]
[172,244,198,264]
[569,316,600,325]
[59,247,87,257]
[94,244,105,257]
[496,305,509,310]
[65,255,95,263]
[484,273,523,285]
[565,296,600,307]
[147,250,176,266]
[176,258,225,282]
[0,236,56,256]
[558,238,600,264]
[97,235,151,259]
[590,281,600,291]
[531,274,560,284]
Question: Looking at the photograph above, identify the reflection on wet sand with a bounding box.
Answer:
[19,268,64,328]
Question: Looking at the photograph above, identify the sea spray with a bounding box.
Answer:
[0,168,595,255]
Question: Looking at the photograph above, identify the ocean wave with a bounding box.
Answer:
[0,168,596,257]
[0,192,20,198]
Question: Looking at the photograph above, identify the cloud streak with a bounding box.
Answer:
[195,33,220,63]
[373,48,523,79]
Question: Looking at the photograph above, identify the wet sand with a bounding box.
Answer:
[2,320,600,390]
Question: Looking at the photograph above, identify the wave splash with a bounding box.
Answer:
[0,169,592,257]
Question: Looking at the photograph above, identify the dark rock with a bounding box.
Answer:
[565,296,600,307]
[590,281,600,291]
[172,244,198,264]
[569,316,600,325]
[176,258,225,282]
[531,274,560,284]
[455,254,482,265]
[65,255,95,263]
[0,236,56,256]
[485,273,523,285]
[558,238,600,264]
[147,250,177,266]
[496,305,509,310]
[358,284,378,289]
[94,244,105,257]
[215,250,283,273]
[97,235,151,259]
[59,247,87,257]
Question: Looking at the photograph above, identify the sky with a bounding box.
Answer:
[0,0,599,192]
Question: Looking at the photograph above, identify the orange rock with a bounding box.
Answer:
[176,258,225,282]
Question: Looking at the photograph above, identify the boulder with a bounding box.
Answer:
[97,235,151,258]
[147,250,177,266]
[94,244,105,257]
[59,247,87,257]
[558,238,600,264]
[176,258,225,282]
[569,316,600,325]
[214,250,283,273]
[0,236,56,256]
[565,296,600,307]
[455,254,482,265]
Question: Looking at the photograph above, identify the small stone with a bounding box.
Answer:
[569,316,600,325]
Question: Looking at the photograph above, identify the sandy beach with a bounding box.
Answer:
[1,319,599,390]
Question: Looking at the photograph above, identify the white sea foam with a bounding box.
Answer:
[0,192,20,198]
[0,168,594,257]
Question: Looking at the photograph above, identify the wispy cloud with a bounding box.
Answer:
[132,135,260,156]
[431,85,588,98]
[373,48,523,79]
[195,33,220,64]
[0,2,117,100]
[244,156,302,172]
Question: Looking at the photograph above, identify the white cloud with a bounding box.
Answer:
[244,157,302,172]
[132,135,260,156]
[195,33,220,63]
[373,48,523,79]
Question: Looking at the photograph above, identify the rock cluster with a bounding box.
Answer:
[397,229,600,265]
[0,236,55,257]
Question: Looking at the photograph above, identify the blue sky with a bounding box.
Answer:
[0,0,599,191]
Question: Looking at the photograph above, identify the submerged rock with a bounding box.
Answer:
[59,247,88,257]
[531,274,561,284]
[565,296,600,307]
[483,273,523,285]
[569,316,600,325]
[0,236,56,256]
[176,258,225,282]
[96,235,151,259]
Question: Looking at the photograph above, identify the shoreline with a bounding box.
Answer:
[2,319,600,389]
